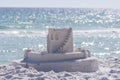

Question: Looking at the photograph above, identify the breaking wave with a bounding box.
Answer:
[0,28,120,38]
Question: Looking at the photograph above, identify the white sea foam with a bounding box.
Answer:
[0,30,47,37]
[81,42,94,46]
[73,28,120,37]
[0,28,120,38]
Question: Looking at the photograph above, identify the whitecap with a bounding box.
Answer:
[104,47,110,51]
[81,42,94,46]
[0,30,47,37]
[112,51,120,54]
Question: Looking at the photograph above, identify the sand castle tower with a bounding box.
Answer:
[47,28,73,53]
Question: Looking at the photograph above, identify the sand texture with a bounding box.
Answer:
[0,57,119,80]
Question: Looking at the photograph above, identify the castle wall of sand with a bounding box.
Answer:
[24,52,89,62]
[19,57,98,72]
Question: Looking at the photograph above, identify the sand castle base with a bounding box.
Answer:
[13,57,98,72]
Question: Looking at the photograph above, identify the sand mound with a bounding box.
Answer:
[0,57,120,80]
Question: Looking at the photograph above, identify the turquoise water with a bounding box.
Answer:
[0,8,120,64]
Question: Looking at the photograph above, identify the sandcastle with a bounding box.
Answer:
[14,28,98,72]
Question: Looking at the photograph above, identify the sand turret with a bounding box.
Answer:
[47,28,73,53]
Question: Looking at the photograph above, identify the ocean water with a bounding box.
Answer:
[0,8,120,64]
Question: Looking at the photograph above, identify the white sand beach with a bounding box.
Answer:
[0,57,119,80]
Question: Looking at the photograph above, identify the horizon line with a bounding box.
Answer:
[0,6,120,9]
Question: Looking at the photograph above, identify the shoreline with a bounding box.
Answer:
[0,57,119,80]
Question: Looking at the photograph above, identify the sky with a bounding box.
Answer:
[0,0,120,9]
